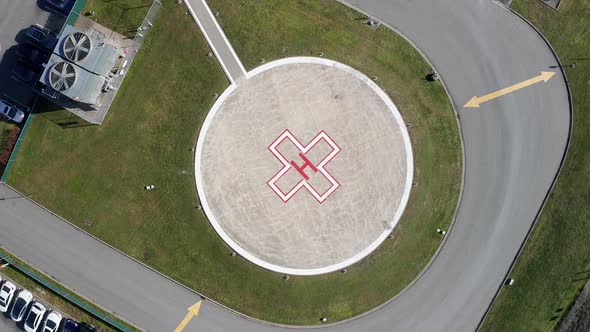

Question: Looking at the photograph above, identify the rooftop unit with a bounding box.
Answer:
[38,24,123,122]
[41,54,105,105]
[53,25,120,77]
[63,31,92,63]
[30,0,161,125]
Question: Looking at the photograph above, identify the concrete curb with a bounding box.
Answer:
[475,2,575,330]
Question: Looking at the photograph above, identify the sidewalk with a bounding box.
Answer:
[184,0,246,84]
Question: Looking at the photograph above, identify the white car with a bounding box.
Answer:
[0,280,17,312]
[0,99,26,123]
[24,301,47,332]
[41,311,62,332]
[10,289,33,322]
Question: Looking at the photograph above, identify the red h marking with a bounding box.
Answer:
[268,130,341,203]
[290,152,318,180]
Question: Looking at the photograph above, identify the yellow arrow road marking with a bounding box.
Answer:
[174,301,202,332]
[464,71,555,108]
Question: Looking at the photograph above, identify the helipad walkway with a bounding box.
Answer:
[184,0,246,84]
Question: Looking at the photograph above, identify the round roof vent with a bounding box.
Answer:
[63,32,92,62]
[49,62,77,91]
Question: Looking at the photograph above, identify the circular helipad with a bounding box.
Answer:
[195,57,413,275]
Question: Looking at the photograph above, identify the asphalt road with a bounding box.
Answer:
[339,1,569,330]
[0,0,571,331]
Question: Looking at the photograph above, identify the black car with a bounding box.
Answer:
[79,322,99,332]
[24,25,58,50]
[43,0,75,15]
[62,319,99,332]
[16,43,50,67]
[12,61,42,88]
[62,319,78,332]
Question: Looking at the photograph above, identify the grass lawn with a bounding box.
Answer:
[0,248,138,331]
[481,0,590,331]
[6,0,461,325]
[82,0,153,37]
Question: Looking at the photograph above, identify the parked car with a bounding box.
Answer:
[24,301,47,332]
[24,25,58,50]
[43,0,75,15]
[41,311,62,332]
[16,43,50,67]
[62,319,98,332]
[78,322,98,332]
[0,99,26,123]
[0,280,17,312]
[61,319,79,332]
[10,289,33,322]
[12,61,43,88]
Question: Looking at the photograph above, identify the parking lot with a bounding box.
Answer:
[0,309,21,332]
[1,273,57,331]
[0,271,98,332]
[0,0,64,107]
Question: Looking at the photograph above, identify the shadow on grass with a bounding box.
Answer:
[33,99,95,129]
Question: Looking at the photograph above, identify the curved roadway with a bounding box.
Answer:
[333,0,570,330]
[0,0,570,331]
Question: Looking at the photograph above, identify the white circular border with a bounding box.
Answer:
[195,57,414,276]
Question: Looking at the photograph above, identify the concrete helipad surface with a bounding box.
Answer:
[195,57,413,275]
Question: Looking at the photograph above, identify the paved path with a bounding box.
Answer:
[183,0,246,84]
[0,0,571,331]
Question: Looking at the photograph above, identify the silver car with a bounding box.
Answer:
[0,99,25,123]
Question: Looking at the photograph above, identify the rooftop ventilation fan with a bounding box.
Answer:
[63,32,92,62]
[49,61,77,91]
